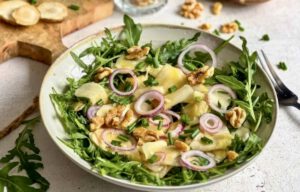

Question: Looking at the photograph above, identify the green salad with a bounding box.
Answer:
[50,15,274,186]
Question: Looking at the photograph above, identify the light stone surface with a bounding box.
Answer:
[0,0,300,191]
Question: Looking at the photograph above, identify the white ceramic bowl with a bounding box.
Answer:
[40,25,278,191]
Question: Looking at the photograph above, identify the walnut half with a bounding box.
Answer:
[180,0,204,19]
[125,46,150,60]
[94,67,112,82]
[132,127,161,142]
[187,66,214,85]
[174,140,190,152]
[225,107,247,128]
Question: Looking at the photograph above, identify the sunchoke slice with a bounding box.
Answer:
[0,0,29,23]
[37,2,68,22]
[12,5,40,26]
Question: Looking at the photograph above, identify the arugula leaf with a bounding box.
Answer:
[149,32,201,66]
[143,75,159,87]
[0,117,49,191]
[29,0,37,4]
[122,15,142,47]
[260,34,270,41]
[234,20,245,32]
[68,4,80,11]
[213,29,220,36]
[216,75,245,90]
[109,93,133,105]
[70,51,89,72]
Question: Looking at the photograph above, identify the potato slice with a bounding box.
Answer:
[12,5,40,26]
[0,0,29,24]
[37,2,68,22]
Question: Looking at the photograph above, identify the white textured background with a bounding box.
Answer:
[1,0,300,191]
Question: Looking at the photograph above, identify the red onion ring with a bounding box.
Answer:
[207,84,237,114]
[134,90,164,116]
[149,113,171,127]
[169,123,184,137]
[163,110,180,121]
[177,44,217,74]
[199,113,223,134]
[101,128,136,151]
[109,68,138,96]
[180,150,216,171]
[87,105,101,120]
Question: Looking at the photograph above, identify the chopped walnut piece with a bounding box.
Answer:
[187,66,214,85]
[132,0,154,6]
[94,67,112,82]
[211,2,223,15]
[105,105,126,128]
[180,0,204,19]
[220,22,238,34]
[199,23,212,31]
[174,140,190,152]
[225,107,247,128]
[90,116,104,131]
[120,109,134,129]
[227,150,239,161]
[125,46,150,60]
[133,127,161,142]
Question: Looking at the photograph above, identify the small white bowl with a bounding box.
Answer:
[40,25,278,191]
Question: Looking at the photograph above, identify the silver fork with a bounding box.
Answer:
[258,50,300,109]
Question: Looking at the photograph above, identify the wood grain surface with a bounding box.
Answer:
[0,0,114,65]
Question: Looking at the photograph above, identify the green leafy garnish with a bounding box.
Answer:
[111,140,122,146]
[277,61,287,71]
[168,85,177,93]
[234,20,245,32]
[0,117,49,191]
[260,34,270,41]
[147,154,158,164]
[213,29,220,36]
[117,134,129,142]
[109,93,133,105]
[122,15,142,47]
[68,4,80,11]
[168,133,174,145]
[200,137,213,145]
[143,75,159,87]
[29,0,37,4]
[181,114,190,125]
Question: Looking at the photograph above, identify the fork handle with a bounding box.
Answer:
[293,103,300,110]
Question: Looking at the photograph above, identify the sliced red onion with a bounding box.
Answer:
[169,123,184,137]
[180,150,216,171]
[134,90,164,116]
[149,113,171,127]
[163,110,180,121]
[207,84,237,114]
[87,105,101,120]
[101,128,136,151]
[109,68,138,96]
[199,113,223,134]
[177,44,217,74]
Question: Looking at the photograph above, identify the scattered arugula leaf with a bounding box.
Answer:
[213,29,220,36]
[181,114,190,125]
[29,0,37,4]
[147,154,158,164]
[122,15,142,47]
[68,4,80,11]
[234,20,245,32]
[200,136,213,145]
[109,93,133,105]
[143,75,159,87]
[260,34,270,41]
[168,85,177,93]
[0,116,49,191]
[277,61,287,71]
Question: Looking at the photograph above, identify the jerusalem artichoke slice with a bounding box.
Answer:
[37,2,68,22]
[0,0,29,24]
[12,5,40,26]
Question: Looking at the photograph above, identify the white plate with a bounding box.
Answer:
[40,25,278,191]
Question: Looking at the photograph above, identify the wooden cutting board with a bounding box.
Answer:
[0,0,114,65]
